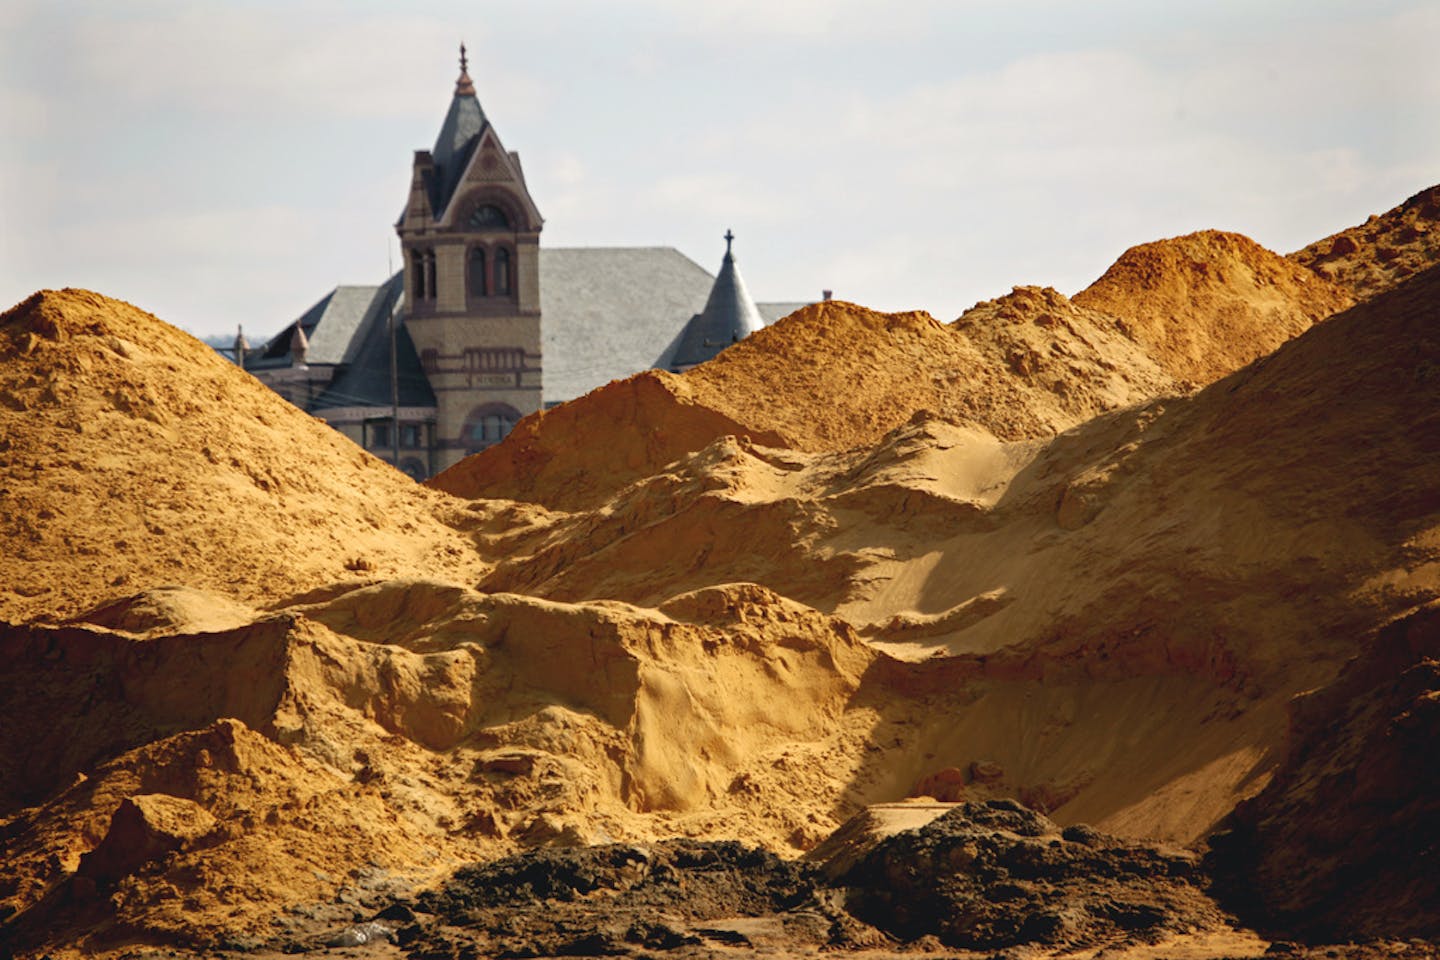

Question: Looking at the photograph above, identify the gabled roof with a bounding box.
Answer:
[311,272,436,410]
[668,233,766,369]
[539,247,715,404]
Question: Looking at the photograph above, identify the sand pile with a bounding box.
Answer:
[0,289,486,622]
[1073,230,1354,385]
[433,298,1180,511]
[1290,183,1440,301]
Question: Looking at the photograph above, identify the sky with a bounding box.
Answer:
[3,0,1438,341]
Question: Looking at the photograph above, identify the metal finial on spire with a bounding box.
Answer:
[454,42,476,97]
[724,229,734,256]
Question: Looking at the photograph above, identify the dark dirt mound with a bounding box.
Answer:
[392,840,834,957]
[841,799,1229,952]
[362,800,1236,959]
[1208,602,1440,942]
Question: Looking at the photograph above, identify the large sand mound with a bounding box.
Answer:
[1073,230,1354,385]
[0,289,485,621]
[1290,183,1440,301]
[431,297,1178,511]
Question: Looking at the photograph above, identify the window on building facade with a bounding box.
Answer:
[468,247,487,297]
[494,247,512,296]
[371,422,391,448]
[401,423,422,448]
[470,413,515,442]
[461,403,522,452]
[412,248,437,301]
[467,204,510,229]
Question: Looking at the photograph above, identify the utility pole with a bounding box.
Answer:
[389,238,400,469]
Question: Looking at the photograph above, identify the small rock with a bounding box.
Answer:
[970,760,1005,784]
[325,921,394,947]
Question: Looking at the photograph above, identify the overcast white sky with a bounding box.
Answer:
[3,0,1438,339]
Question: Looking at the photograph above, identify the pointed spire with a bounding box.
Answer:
[233,325,248,368]
[428,43,488,216]
[455,42,476,97]
[668,231,766,370]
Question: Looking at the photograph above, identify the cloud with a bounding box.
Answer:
[47,2,559,122]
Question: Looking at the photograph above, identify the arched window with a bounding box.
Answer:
[466,204,510,229]
[494,247,512,296]
[411,249,427,300]
[468,247,487,298]
[461,402,522,453]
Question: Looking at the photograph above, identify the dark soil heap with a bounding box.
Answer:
[399,840,827,958]
[348,801,1231,958]
[842,799,1228,952]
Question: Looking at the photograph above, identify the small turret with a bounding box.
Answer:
[290,323,310,366]
[669,229,766,371]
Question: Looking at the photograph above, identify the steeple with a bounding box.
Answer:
[427,43,489,217]
[669,229,766,370]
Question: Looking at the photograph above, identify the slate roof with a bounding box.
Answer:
[538,247,716,404]
[249,285,384,369]
[310,273,436,410]
[427,86,487,218]
[669,240,767,370]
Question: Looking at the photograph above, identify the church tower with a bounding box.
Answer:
[397,45,544,472]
